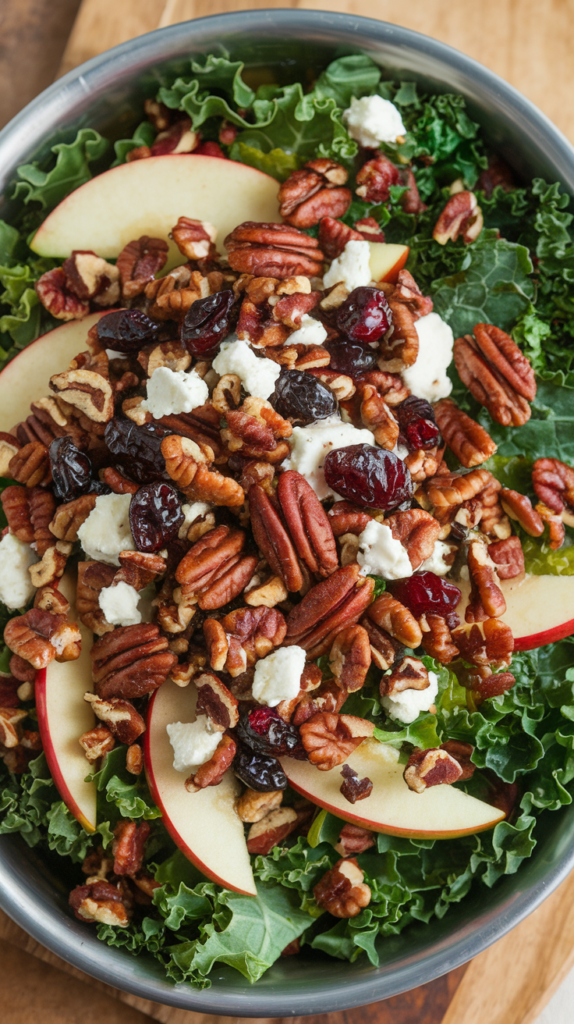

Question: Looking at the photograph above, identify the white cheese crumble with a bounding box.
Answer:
[212,337,281,400]
[98,581,142,627]
[178,500,212,538]
[167,717,221,773]
[0,533,37,609]
[77,493,135,566]
[252,646,307,706]
[287,415,373,500]
[357,519,413,580]
[343,95,406,147]
[288,314,328,347]
[401,312,454,402]
[420,540,454,576]
[382,670,439,725]
[323,240,372,292]
[141,366,208,419]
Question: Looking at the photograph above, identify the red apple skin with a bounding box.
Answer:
[456,574,574,652]
[35,666,96,834]
[143,688,256,896]
[379,247,410,283]
[513,619,574,651]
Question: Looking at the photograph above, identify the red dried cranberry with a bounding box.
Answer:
[271,369,336,425]
[180,290,236,357]
[233,744,288,792]
[324,443,412,510]
[396,396,442,451]
[390,571,461,618]
[336,287,392,345]
[324,340,377,378]
[104,418,172,484]
[129,482,184,552]
[49,437,93,501]
[237,707,303,757]
[340,764,373,803]
[96,309,160,352]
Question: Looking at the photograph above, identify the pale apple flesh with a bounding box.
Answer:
[30,154,282,271]
[282,739,504,839]
[455,573,574,650]
[0,313,105,433]
[35,574,97,833]
[368,242,410,284]
[144,679,257,897]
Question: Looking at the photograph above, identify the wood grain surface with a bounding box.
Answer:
[2,1,574,1023]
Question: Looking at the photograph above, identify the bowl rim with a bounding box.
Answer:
[2,8,574,1016]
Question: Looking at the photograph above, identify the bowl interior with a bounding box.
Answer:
[1,10,574,1016]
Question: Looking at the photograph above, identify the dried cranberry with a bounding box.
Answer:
[129,482,184,552]
[324,340,377,378]
[104,418,172,484]
[324,443,412,510]
[396,396,442,451]
[180,289,236,357]
[233,744,288,792]
[390,571,461,618]
[340,764,373,803]
[271,369,336,425]
[237,707,302,757]
[96,309,160,352]
[336,287,392,345]
[49,437,93,501]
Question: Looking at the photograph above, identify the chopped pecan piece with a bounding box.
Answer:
[115,550,166,591]
[4,608,81,669]
[126,744,143,775]
[355,155,399,204]
[313,857,371,918]
[466,538,506,621]
[236,788,283,823]
[433,191,483,244]
[9,441,51,487]
[171,217,217,259]
[33,584,70,616]
[339,764,373,804]
[69,879,131,926]
[291,677,346,726]
[91,623,176,699]
[420,614,459,664]
[223,396,292,459]
[28,487,57,555]
[145,266,209,321]
[382,656,429,699]
[532,457,574,524]
[318,217,364,260]
[49,368,114,425]
[487,536,524,579]
[499,488,544,537]
[195,671,239,730]
[452,618,514,668]
[49,494,97,543]
[100,467,140,495]
[84,692,146,744]
[29,541,71,588]
[1,485,34,543]
[113,820,150,875]
[454,325,536,427]
[244,573,288,608]
[79,724,115,763]
[162,434,245,507]
[306,367,355,401]
[356,380,399,449]
[185,732,236,793]
[366,593,423,648]
[335,822,375,856]
[203,607,286,679]
[139,339,191,376]
[299,711,375,771]
[35,268,90,320]
[0,432,21,476]
[434,398,497,468]
[116,235,168,299]
[535,501,565,550]
[77,560,116,635]
[225,222,324,278]
[329,624,372,692]
[246,806,299,854]
[440,740,476,781]
[361,617,403,671]
[377,300,419,371]
[285,565,375,658]
[385,509,441,570]
[278,159,351,228]
[0,707,27,748]
[327,501,371,538]
[62,250,120,306]
[404,747,463,793]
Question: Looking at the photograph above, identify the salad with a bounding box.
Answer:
[1,52,574,989]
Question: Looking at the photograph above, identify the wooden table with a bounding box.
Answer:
[2,2,574,1022]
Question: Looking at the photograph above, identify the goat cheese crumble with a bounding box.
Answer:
[167,717,221,772]
[212,337,281,400]
[420,541,455,576]
[0,533,37,609]
[401,312,454,402]
[99,581,142,627]
[252,646,307,706]
[141,366,208,419]
[77,493,135,566]
[382,670,439,725]
[288,314,328,346]
[178,501,212,538]
[323,240,373,292]
[343,95,406,147]
[287,416,373,500]
[357,519,413,580]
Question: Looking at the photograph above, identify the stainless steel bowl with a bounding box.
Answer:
[1,11,574,1016]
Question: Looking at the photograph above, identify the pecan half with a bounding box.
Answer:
[9,441,51,487]
[225,222,324,278]
[203,606,286,678]
[385,509,441,570]
[285,565,375,658]
[328,501,371,538]
[249,484,303,592]
[35,268,89,320]
[79,724,116,763]
[420,614,459,664]
[454,325,536,427]
[532,457,574,524]
[356,155,399,204]
[4,609,81,669]
[488,536,524,579]
[318,217,365,260]
[499,488,544,537]
[115,550,166,591]
[329,624,372,693]
[49,369,114,424]
[452,618,514,668]
[404,747,463,793]
[49,494,98,543]
[69,879,131,926]
[278,159,351,228]
[466,538,506,621]
[535,501,565,550]
[113,820,150,876]
[440,740,476,781]
[84,692,145,744]
[185,732,236,793]
[175,524,256,612]
[116,235,168,299]
[76,561,116,635]
[1,486,34,543]
[434,399,497,468]
[377,301,419,370]
[356,380,399,449]
[237,788,283,823]
[382,655,430,698]
[366,592,423,648]
[299,711,374,770]
[334,823,376,856]
[162,434,245,507]
[433,191,483,244]
[246,806,299,854]
[277,470,338,578]
[91,623,177,699]
[384,269,433,318]
[313,857,371,918]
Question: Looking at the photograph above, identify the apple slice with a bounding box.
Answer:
[456,572,574,650]
[0,312,105,433]
[36,574,96,833]
[282,739,504,839]
[30,155,281,271]
[144,679,256,896]
[368,242,410,284]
